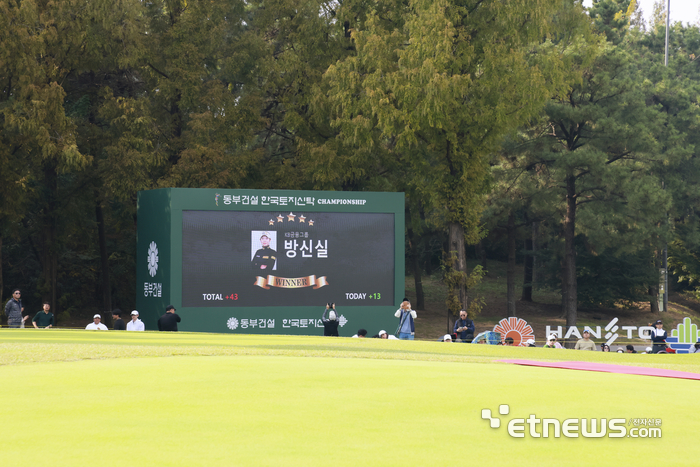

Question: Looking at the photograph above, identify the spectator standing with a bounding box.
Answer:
[5,289,27,328]
[32,302,54,329]
[650,320,667,354]
[453,310,475,343]
[574,330,596,351]
[321,303,339,336]
[112,310,126,330]
[86,314,108,330]
[127,310,145,331]
[394,298,416,340]
[158,305,181,331]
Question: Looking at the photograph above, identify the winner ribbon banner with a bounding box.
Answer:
[254,275,329,290]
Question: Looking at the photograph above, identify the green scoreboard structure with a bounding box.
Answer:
[136,188,405,335]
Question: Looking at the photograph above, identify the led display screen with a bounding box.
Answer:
[182,211,395,307]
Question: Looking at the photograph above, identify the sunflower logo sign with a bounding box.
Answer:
[147,242,159,277]
[143,241,162,298]
[493,317,535,346]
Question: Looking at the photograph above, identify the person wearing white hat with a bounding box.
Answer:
[375,330,389,339]
[127,310,145,331]
[373,330,398,340]
[443,334,453,342]
[543,335,563,349]
[85,314,108,330]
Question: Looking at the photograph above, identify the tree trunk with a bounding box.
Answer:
[406,205,425,310]
[649,286,660,313]
[418,205,433,278]
[560,256,567,318]
[563,174,578,340]
[40,164,58,315]
[649,250,660,313]
[507,211,516,315]
[532,221,538,286]
[0,233,3,321]
[448,222,468,310]
[476,240,487,275]
[96,196,112,317]
[521,236,533,302]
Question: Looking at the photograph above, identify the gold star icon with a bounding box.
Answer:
[276,214,284,223]
[287,212,296,222]
[268,219,275,226]
[298,215,306,223]
[308,220,314,226]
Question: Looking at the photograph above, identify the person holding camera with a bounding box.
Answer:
[394,298,417,340]
[321,303,340,337]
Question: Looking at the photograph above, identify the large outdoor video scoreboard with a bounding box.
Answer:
[135,188,405,335]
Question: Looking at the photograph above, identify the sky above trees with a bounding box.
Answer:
[583,0,700,26]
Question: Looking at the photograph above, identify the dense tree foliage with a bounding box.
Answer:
[2,0,700,324]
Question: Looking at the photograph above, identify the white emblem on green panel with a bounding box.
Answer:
[147,241,159,277]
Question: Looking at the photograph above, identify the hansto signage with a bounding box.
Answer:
[546,318,654,347]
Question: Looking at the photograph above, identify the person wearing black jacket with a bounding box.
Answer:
[252,233,276,271]
[5,289,26,328]
[321,303,339,336]
[112,309,126,330]
[650,319,667,354]
[158,305,181,331]
[453,310,475,343]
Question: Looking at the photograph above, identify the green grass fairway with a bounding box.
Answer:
[1,330,699,466]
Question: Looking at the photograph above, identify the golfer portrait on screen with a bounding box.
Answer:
[252,231,277,271]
